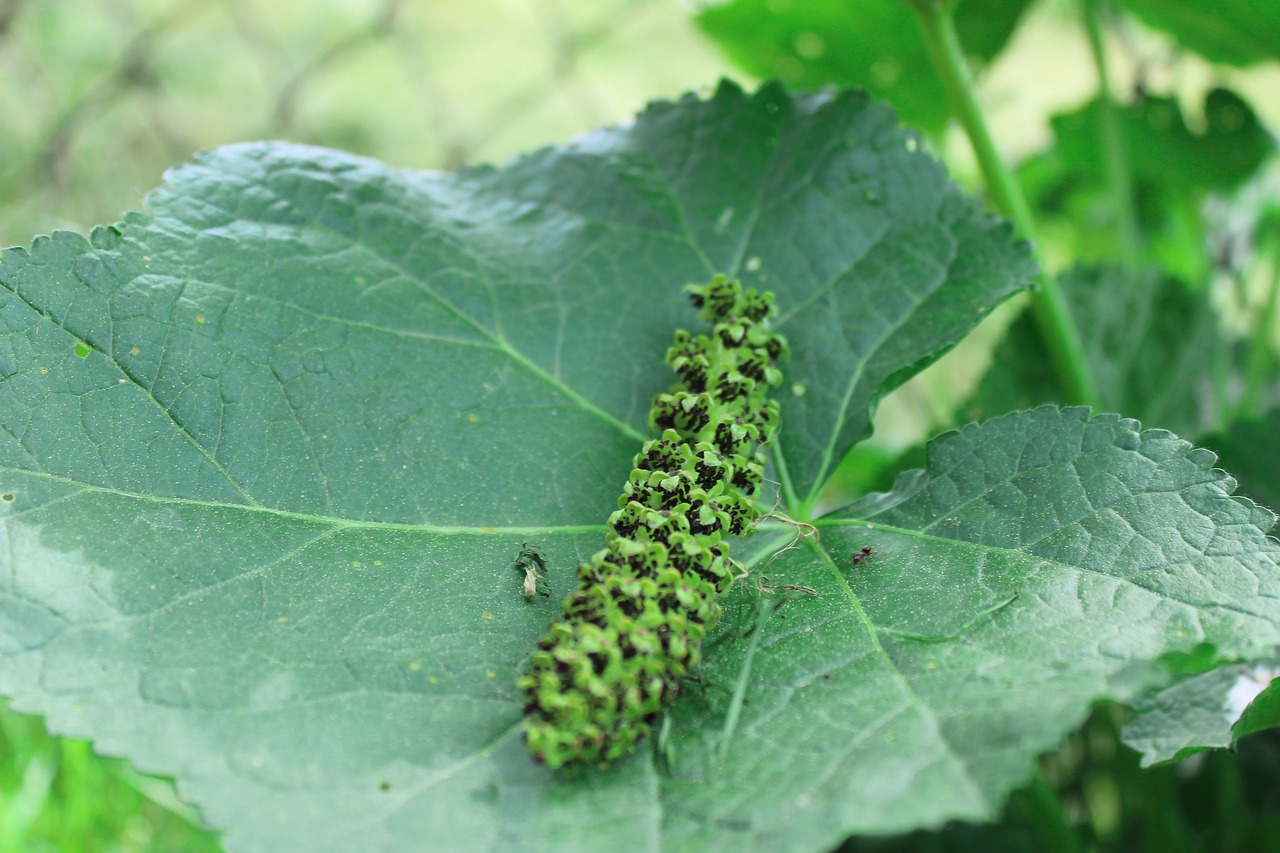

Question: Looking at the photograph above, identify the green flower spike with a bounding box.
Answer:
[518,275,787,769]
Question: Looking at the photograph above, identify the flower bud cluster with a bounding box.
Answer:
[519,275,786,768]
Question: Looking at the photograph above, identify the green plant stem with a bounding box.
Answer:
[1083,0,1141,264]
[910,1,1099,408]
[1142,767,1198,853]
[1241,243,1280,420]
[1212,751,1249,853]
[1025,774,1085,853]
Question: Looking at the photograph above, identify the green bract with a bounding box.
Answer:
[520,276,786,768]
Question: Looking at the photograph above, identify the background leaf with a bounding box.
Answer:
[1022,89,1273,200]
[1123,661,1280,767]
[1116,0,1280,66]
[967,265,1220,439]
[695,0,1032,136]
[1238,678,1280,740]
[0,82,1032,852]
[1203,411,1280,515]
[1018,88,1273,280]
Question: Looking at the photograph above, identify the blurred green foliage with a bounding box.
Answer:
[0,0,723,247]
[0,703,223,852]
[696,0,1032,135]
[969,265,1223,439]
[1020,88,1274,281]
[1117,0,1280,66]
[836,710,1280,853]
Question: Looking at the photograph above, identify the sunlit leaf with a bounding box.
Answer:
[0,82,1035,852]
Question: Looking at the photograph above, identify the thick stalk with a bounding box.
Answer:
[1025,774,1085,853]
[910,1,1099,407]
[1083,0,1142,264]
[1240,255,1280,420]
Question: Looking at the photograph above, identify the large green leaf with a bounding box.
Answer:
[1118,0,1280,66]
[658,407,1280,846]
[0,82,1036,851]
[695,0,1032,136]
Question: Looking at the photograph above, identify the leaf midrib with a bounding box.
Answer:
[803,534,991,813]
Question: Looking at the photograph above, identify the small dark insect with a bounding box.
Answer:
[513,543,551,600]
[850,546,873,568]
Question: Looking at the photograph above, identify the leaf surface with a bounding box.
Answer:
[0,83,1033,852]
[652,407,1280,847]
